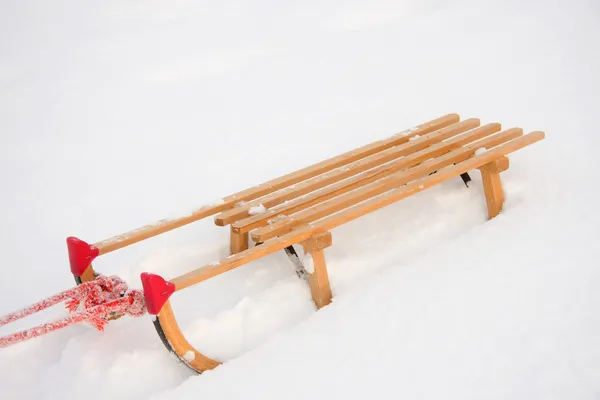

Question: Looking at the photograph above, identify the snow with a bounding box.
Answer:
[400,127,420,137]
[183,350,195,362]
[207,198,225,207]
[1,0,600,399]
[248,204,267,215]
[303,253,315,275]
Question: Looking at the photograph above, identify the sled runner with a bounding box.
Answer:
[0,113,545,373]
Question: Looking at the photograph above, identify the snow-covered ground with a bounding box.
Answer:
[1,0,599,399]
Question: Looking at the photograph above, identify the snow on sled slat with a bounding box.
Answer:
[251,127,525,242]
[92,113,458,255]
[233,122,502,235]
[215,117,479,227]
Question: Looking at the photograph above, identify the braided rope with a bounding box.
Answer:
[0,275,146,348]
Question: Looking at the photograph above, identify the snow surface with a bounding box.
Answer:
[1,0,600,399]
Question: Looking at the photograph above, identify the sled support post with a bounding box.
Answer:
[230,226,249,255]
[478,156,509,219]
[302,231,333,309]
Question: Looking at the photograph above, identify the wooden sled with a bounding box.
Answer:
[67,113,545,373]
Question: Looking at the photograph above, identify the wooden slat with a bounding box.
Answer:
[215,118,480,226]
[251,128,524,242]
[94,113,459,254]
[95,204,232,254]
[233,123,503,234]
[170,131,545,292]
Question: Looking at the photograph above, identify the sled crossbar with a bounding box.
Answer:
[66,113,545,374]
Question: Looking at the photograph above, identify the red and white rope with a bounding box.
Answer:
[0,276,146,348]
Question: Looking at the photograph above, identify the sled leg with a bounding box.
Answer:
[301,232,333,309]
[230,226,249,255]
[478,156,509,219]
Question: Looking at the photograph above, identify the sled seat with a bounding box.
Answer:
[67,113,545,374]
[215,115,519,253]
